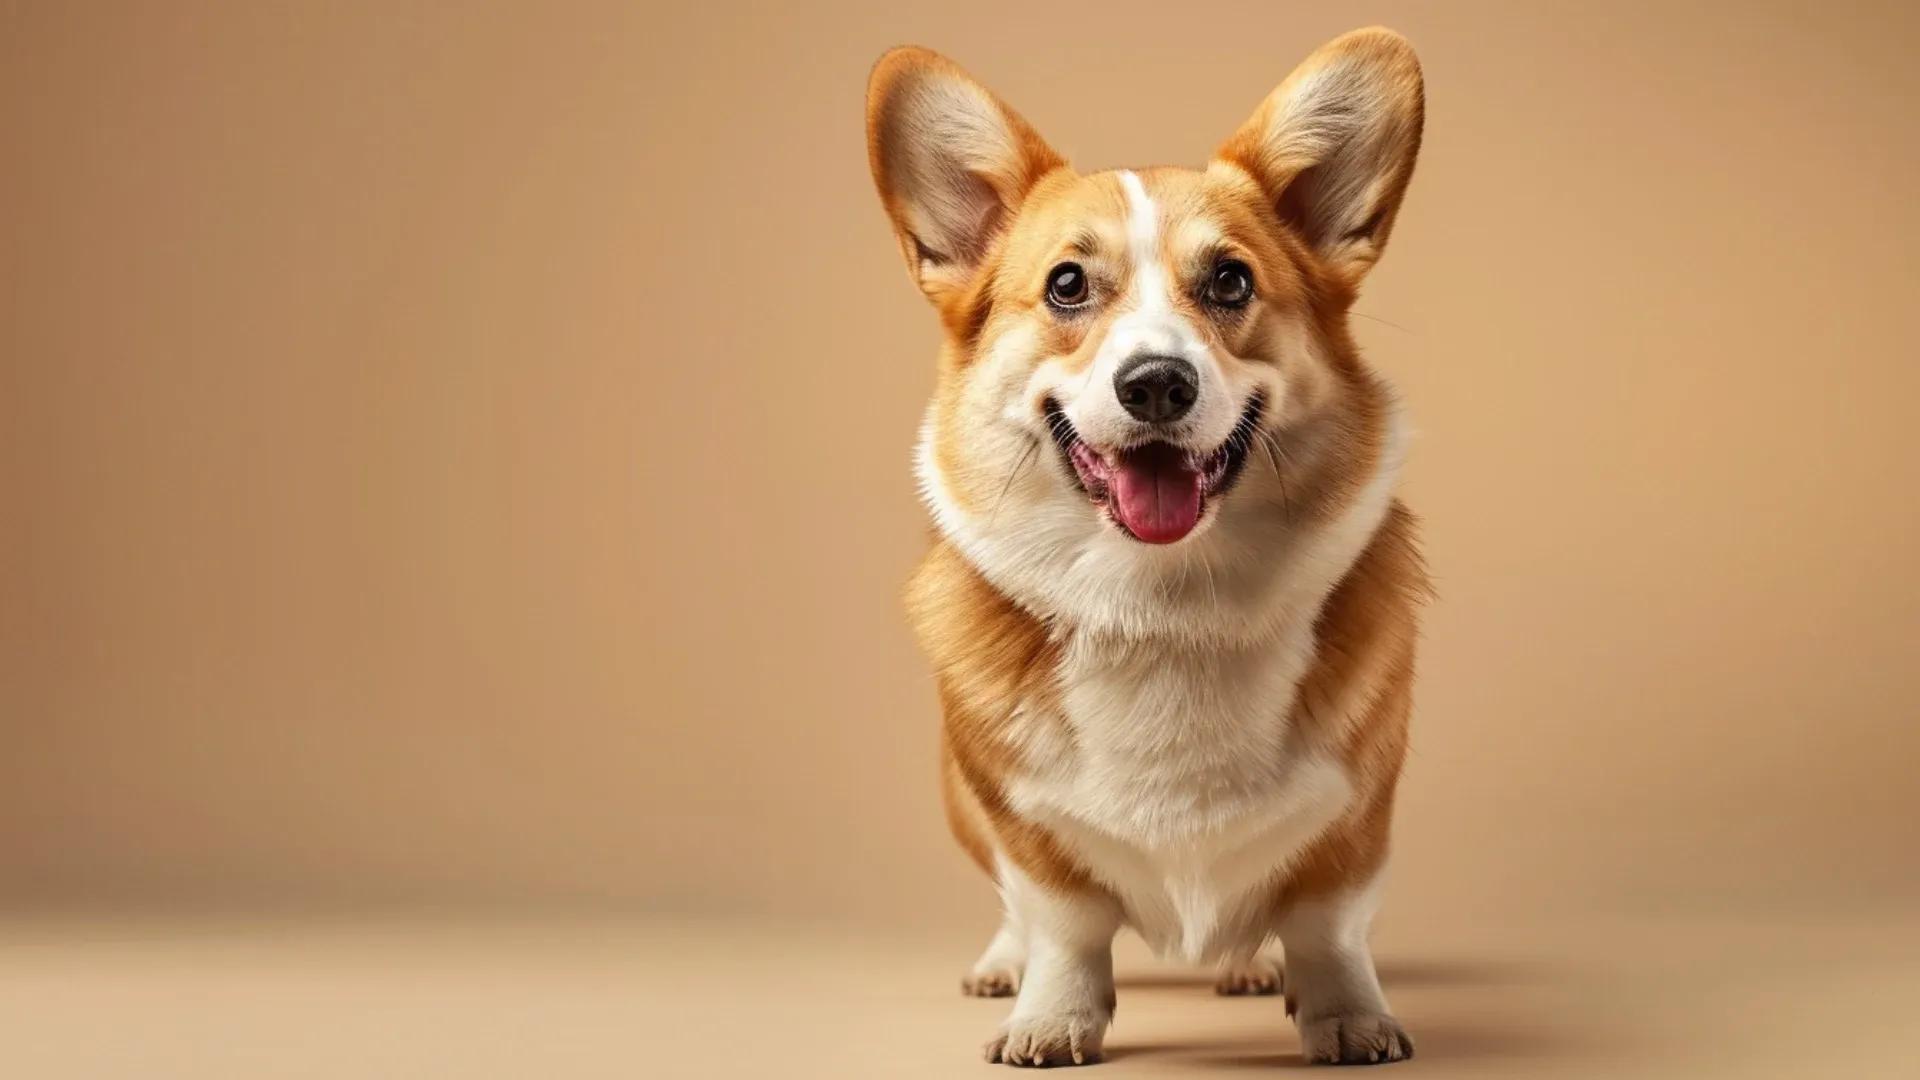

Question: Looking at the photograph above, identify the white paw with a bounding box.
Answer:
[1215,954,1282,996]
[962,965,1022,997]
[984,1009,1109,1067]
[1298,1011,1414,1065]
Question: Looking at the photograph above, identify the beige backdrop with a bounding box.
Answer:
[4,1,1918,943]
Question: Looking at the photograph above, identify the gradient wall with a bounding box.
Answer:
[4,1,1917,935]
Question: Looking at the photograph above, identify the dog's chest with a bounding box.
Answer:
[1004,632,1354,961]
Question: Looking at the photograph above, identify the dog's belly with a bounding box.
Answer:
[1008,749,1354,963]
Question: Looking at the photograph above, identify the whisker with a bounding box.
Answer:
[1350,310,1417,334]
[1257,429,1292,522]
[989,440,1040,526]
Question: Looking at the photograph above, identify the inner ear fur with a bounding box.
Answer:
[866,46,1065,306]
[1216,27,1424,288]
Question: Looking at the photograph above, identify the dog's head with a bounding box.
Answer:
[869,30,1423,641]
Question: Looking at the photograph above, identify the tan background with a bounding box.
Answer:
[3,2,1918,1077]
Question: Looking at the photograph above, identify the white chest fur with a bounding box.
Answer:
[1004,629,1355,963]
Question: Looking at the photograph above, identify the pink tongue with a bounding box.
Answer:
[1110,444,1203,544]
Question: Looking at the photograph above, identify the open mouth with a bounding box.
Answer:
[1044,393,1265,545]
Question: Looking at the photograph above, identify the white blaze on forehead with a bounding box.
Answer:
[1118,170,1170,313]
[1095,170,1197,370]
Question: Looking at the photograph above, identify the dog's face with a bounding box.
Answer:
[931,165,1318,548]
[869,31,1423,640]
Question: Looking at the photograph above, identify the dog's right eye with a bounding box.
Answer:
[1045,263,1090,309]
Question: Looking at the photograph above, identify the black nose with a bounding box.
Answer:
[1114,354,1198,424]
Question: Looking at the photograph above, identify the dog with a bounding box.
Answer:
[865,27,1429,1067]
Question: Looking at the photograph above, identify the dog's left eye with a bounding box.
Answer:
[1045,262,1090,308]
[1205,260,1255,307]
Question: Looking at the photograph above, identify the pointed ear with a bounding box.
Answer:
[1216,28,1424,287]
[866,47,1065,305]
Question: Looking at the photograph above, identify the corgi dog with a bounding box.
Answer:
[866,28,1429,1067]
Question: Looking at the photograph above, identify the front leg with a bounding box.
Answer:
[984,863,1122,1067]
[1278,876,1413,1065]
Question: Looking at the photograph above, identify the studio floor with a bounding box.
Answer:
[2,906,1914,1079]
